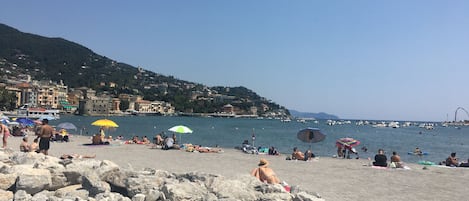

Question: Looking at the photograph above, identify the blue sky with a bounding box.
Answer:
[1,1,468,121]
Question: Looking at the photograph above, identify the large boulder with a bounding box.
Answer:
[161,181,217,201]
[15,167,52,194]
[10,152,45,165]
[0,151,10,163]
[293,191,325,201]
[14,190,32,201]
[82,173,111,197]
[0,173,17,190]
[124,173,167,198]
[209,175,258,200]
[54,184,89,199]
[0,189,13,201]
[31,190,55,201]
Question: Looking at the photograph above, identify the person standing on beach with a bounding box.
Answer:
[37,119,53,155]
[0,121,10,148]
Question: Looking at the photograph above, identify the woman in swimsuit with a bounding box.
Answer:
[251,158,280,184]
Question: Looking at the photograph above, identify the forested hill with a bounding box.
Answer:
[0,23,287,115]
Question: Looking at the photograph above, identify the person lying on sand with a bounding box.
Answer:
[194,145,223,153]
[60,153,96,160]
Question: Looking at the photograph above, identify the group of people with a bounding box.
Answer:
[153,132,178,150]
[19,137,39,153]
[290,147,315,161]
[440,152,469,167]
[372,149,408,168]
[337,145,359,159]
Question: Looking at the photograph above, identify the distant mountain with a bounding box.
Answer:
[289,110,339,119]
[0,23,286,115]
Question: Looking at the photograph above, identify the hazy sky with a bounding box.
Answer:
[1,1,468,121]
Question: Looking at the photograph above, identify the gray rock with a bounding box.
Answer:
[124,174,166,198]
[31,190,54,201]
[0,189,13,201]
[144,189,161,201]
[162,181,217,201]
[209,176,258,200]
[14,190,32,201]
[16,167,52,194]
[10,152,44,165]
[0,173,17,190]
[293,191,326,201]
[82,173,111,197]
[95,192,132,201]
[132,193,145,201]
[0,152,10,163]
[54,184,89,199]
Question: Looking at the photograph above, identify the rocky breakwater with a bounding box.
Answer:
[0,150,324,201]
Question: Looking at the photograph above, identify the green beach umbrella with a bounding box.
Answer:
[168,125,193,144]
[168,125,193,134]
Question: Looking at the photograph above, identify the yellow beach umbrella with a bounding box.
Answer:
[91,119,119,128]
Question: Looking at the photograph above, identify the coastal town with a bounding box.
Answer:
[0,70,289,119]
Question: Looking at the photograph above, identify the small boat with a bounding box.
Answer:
[4,104,60,120]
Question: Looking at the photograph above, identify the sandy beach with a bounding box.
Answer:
[7,135,468,201]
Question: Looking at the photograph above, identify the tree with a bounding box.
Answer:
[0,88,17,110]
[119,100,129,111]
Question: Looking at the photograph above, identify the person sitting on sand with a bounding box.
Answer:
[251,158,281,184]
[60,153,96,160]
[292,147,305,160]
[390,151,404,168]
[20,137,30,152]
[304,149,315,161]
[445,152,459,167]
[92,134,103,145]
[142,136,150,144]
[268,146,279,155]
[29,138,39,153]
[154,133,164,146]
[373,149,387,167]
[163,136,174,150]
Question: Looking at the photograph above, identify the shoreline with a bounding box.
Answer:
[5,135,469,201]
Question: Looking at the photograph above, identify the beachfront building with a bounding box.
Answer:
[133,100,175,115]
[223,104,234,114]
[78,96,113,116]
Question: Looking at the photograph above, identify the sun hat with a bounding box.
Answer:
[258,158,269,167]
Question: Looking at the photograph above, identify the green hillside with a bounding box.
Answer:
[0,23,288,115]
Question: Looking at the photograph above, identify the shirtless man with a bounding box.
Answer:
[37,119,53,155]
[446,152,459,167]
[390,151,403,168]
[251,158,280,184]
[292,147,305,160]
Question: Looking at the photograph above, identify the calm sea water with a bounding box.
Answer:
[53,115,469,164]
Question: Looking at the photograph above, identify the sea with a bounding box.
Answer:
[51,115,469,164]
